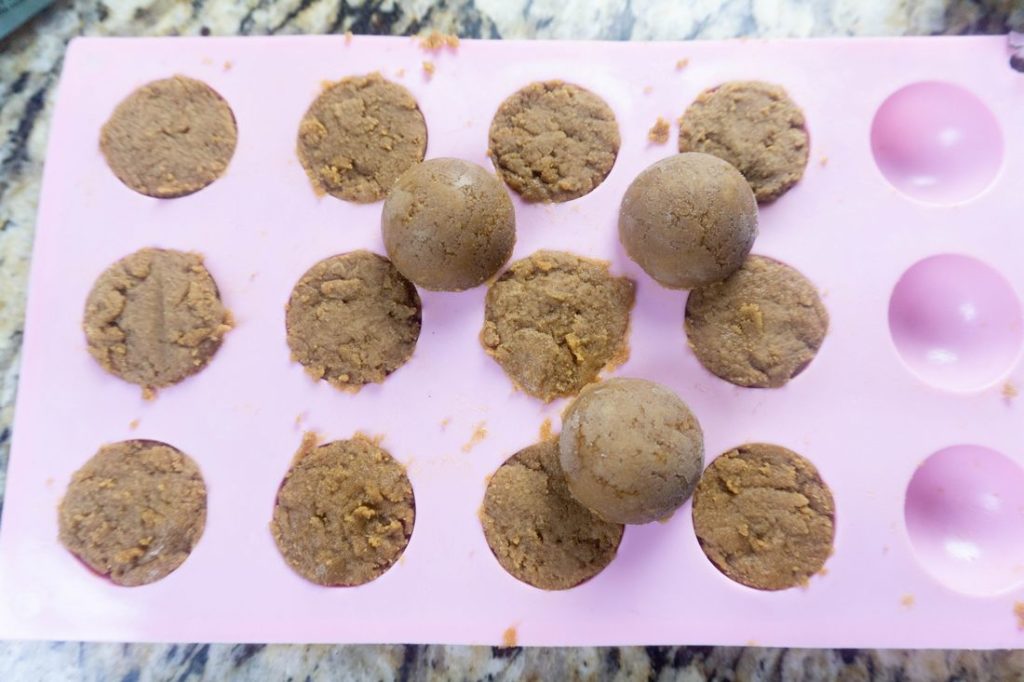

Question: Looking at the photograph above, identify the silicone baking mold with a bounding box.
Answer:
[1,34,1022,647]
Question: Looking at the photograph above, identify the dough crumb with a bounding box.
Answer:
[461,421,488,453]
[642,85,653,95]
[419,31,459,50]
[1015,602,1024,629]
[539,418,554,441]
[440,417,451,430]
[142,387,156,401]
[819,155,829,167]
[1003,382,1018,401]
[45,477,54,487]
[647,117,670,144]
[675,58,689,70]
[901,594,915,608]
[422,60,435,77]
[294,413,306,428]
[501,626,518,647]
[223,60,233,71]
[396,68,405,77]
[344,31,353,45]
[128,419,139,430]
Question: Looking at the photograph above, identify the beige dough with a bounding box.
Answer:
[100,75,237,198]
[481,250,635,401]
[685,255,828,388]
[297,73,427,202]
[488,81,620,203]
[58,439,207,586]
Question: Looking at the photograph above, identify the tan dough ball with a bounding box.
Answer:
[382,158,516,291]
[559,378,704,524]
[619,152,757,289]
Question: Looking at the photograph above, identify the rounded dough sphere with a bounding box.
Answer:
[382,158,516,291]
[619,152,758,289]
[559,378,704,524]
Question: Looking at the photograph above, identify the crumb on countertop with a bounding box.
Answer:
[501,626,518,647]
[344,31,353,45]
[440,417,451,431]
[419,31,459,50]
[142,387,156,401]
[128,418,140,430]
[223,60,233,71]
[675,58,689,70]
[1003,382,1018,400]
[1015,602,1024,629]
[901,594,915,608]
[642,85,653,95]
[819,155,829,167]
[648,117,671,144]
[396,68,405,77]
[461,421,487,453]
[422,60,436,77]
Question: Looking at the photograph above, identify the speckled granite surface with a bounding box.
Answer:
[2,1,1023,680]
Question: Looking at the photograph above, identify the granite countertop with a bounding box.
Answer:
[2,0,1023,679]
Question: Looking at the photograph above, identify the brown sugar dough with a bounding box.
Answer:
[619,152,758,289]
[58,440,207,586]
[678,80,809,203]
[382,158,515,291]
[100,76,237,198]
[488,81,620,203]
[481,440,623,590]
[559,378,704,525]
[286,251,421,389]
[271,436,415,586]
[83,248,232,392]
[692,443,835,591]
[481,250,635,401]
[685,255,828,388]
[297,73,427,202]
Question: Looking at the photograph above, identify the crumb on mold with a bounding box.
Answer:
[1003,382,1018,401]
[128,419,140,430]
[1015,602,1024,629]
[461,422,488,453]
[419,31,459,50]
[501,626,518,647]
[648,117,671,144]
[901,594,915,608]
[675,58,689,70]
[539,418,554,441]
[422,61,436,77]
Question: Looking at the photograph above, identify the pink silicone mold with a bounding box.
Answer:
[1,35,1023,649]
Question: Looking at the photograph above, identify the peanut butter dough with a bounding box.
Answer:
[382,158,515,291]
[100,76,237,198]
[58,440,207,586]
[297,73,426,202]
[271,435,415,586]
[83,248,232,394]
[286,251,422,390]
[488,81,619,203]
[481,439,623,590]
[685,255,828,388]
[692,443,835,591]
[559,378,704,525]
[679,81,809,203]
[481,251,635,401]
[619,152,758,289]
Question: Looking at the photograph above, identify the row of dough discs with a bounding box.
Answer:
[67,69,834,592]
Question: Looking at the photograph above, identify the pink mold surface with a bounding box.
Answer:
[1,35,1023,647]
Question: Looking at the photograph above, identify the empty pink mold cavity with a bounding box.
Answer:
[888,255,1023,391]
[904,445,1024,596]
[870,82,1003,205]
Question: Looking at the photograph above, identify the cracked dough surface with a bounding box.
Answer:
[83,248,232,393]
[685,255,828,388]
[619,152,757,290]
[100,75,237,198]
[271,436,415,587]
[297,73,427,202]
[692,443,835,591]
[559,378,704,525]
[382,157,515,291]
[58,440,207,587]
[679,80,809,203]
[481,439,623,590]
[488,81,619,203]
[286,251,421,390]
[481,250,634,401]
